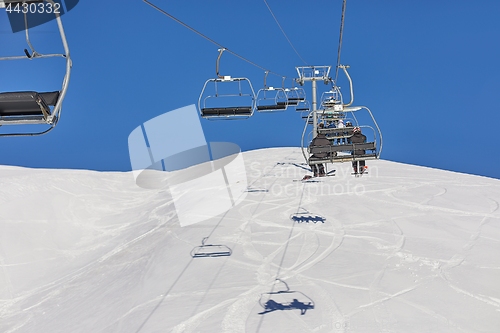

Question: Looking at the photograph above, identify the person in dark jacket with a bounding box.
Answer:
[350,126,367,174]
[308,123,331,177]
[345,121,353,143]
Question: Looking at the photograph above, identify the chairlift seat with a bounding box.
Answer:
[310,142,376,154]
[323,112,345,119]
[308,142,377,164]
[301,115,314,124]
[0,91,60,117]
[318,127,354,137]
[256,104,287,111]
[201,106,253,117]
[322,100,339,107]
[296,107,310,112]
[279,100,298,106]
[309,153,378,164]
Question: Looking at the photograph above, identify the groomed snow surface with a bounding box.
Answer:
[1,148,499,333]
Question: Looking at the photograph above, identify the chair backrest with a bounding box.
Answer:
[309,142,376,154]
[0,91,60,116]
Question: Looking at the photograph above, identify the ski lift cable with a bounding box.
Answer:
[333,0,347,88]
[143,0,287,79]
[263,0,308,66]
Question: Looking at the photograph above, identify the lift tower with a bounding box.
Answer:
[295,66,331,138]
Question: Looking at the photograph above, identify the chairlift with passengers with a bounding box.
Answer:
[301,65,383,165]
[255,71,288,112]
[198,48,256,119]
[0,0,72,137]
[320,86,343,111]
[318,85,346,121]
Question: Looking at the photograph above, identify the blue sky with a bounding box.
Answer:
[1,0,499,179]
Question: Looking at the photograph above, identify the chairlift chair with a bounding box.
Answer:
[307,121,381,165]
[190,237,232,258]
[285,86,306,107]
[198,49,255,119]
[0,0,72,137]
[302,116,314,125]
[318,110,346,123]
[286,83,309,112]
[301,65,383,166]
[295,99,310,113]
[255,72,288,112]
[318,126,353,141]
[320,88,343,111]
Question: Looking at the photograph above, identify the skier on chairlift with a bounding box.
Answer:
[351,126,367,174]
[308,123,330,177]
[345,121,353,143]
[336,119,346,145]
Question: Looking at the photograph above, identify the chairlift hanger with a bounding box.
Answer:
[0,0,72,137]
[198,48,256,120]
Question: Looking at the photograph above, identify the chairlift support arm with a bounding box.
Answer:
[263,70,269,89]
[339,65,354,107]
[216,48,226,79]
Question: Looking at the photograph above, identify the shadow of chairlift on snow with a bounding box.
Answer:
[245,187,269,193]
[258,279,315,315]
[190,237,232,258]
[290,208,326,224]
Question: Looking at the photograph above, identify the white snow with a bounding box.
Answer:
[1,147,499,332]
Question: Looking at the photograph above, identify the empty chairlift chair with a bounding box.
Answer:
[255,72,288,112]
[285,86,306,107]
[198,49,255,119]
[295,99,310,113]
[0,0,72,137]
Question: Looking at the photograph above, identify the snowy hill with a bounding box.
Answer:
[1,147,499,333]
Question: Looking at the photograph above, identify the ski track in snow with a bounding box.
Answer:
[154,151,300,333]
[155,151,498,332]
[1,149,500,332]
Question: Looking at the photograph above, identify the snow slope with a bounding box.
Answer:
[1,148,499,333]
